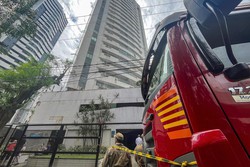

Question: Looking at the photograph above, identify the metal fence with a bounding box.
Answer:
[0,122,141,167]
[0,125,12,150]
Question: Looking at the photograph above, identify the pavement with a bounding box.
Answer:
[15,154,29,167]
[1,154,139,167]
[0,154,29,167]
[98,155,138,167]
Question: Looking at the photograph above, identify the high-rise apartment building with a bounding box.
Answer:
[0,0,68,69]
[10,0,146,150]
[67,0,147,90]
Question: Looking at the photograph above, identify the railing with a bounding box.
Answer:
[0,125,12,149]
[0,122,142,167]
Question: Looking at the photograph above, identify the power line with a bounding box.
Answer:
[58,7,186,42]
[1,65,144,83]
[140,1,183,9]
[68,58,145,68]
[68,7,185,19]
[66,23,87,27]
[51,62,144,77]
[34,70,142,93]
[68,65,143,77]
[66,14,91,20]
[63,69,142,84]
[69,65,143,76]
[13,58,145,70]
[142,9,186,17]
[65,1,185,20]
[27,58,145,70]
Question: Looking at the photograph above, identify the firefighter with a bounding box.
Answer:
[134,144,145,167]
[102,132,132,167]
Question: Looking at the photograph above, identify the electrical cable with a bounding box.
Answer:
[140,1,183,9]
[12,58,145,70]
[0,65,144,82]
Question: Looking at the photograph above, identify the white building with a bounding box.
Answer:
[67,0,147,90]
[12,0,147,150]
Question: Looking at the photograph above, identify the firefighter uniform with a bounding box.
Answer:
[134,144,145,167]
[102,133,132,167]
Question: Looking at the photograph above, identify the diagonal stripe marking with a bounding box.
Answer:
[163,119,188,129]
[160,110,185,122]
[167,128,192,139]
[152,89,176,108]
[156,95,180,112]
[158,103,182,116]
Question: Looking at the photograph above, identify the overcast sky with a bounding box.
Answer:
[51,0,250,61]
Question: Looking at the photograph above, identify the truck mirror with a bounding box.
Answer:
[184,0,242,28]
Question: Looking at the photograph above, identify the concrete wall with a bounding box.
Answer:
[28,88,144,148]
[29,88,143,124]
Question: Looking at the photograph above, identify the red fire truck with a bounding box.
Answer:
[141,0,250,166]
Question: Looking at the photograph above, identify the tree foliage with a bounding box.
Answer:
[75,94,119,145]
[0,55,72,130]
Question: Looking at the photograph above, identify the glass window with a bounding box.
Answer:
[149,43,172,93]
[191,9,250,68]
[91,37,97,41]
[87,53,92,59]
[213,43,250,68]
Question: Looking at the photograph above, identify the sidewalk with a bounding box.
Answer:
[14,154,29,167]
[2,154,139,167]
[98,155,138,167]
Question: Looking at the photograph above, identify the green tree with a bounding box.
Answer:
[0,55,72,130]
[0,0,37,53]
[75,94,119,146]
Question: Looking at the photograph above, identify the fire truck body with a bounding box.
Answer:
[141,1,250,167]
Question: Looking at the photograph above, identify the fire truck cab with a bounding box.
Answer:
[141,0,250,166]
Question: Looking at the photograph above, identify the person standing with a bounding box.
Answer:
[135,134,143,146]
[134,144,145,167]
[102,132,132,167]
[0,140,17,164]
[12,135,26,165]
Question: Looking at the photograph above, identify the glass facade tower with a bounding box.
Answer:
[0,0,68,69]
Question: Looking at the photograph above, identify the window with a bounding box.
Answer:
[149,43,173,93]
[189,9,250,68]
[91,37,97,42]
[213,43,250,68]
[87,53,92,59]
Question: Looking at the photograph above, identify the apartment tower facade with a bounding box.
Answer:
[67,0,147,90]
[0,0,68,69]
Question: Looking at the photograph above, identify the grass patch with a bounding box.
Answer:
[33,154,104,159]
